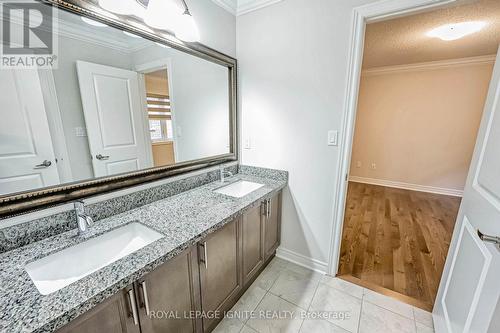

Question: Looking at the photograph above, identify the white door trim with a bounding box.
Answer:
[137,73,157,167]
[37,70,73,183]
[327,0,459,276]
[135,58,180,162]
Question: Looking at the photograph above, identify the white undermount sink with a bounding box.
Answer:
[26,222,164,295]
[214,180,264,198]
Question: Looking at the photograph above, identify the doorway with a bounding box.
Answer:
[136,59,179,168]
[330,0,500,312]
[144,69,177,167]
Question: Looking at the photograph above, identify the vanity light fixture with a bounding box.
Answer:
[81,17,108,27]
[427,21,487,41]
[144,0,200,42]
[98,0,141,16]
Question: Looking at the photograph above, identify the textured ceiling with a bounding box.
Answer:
[363,0,500,68]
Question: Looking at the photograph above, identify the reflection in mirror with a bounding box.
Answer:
[0,6,231,197]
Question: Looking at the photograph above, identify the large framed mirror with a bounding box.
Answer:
[0,0,237,217]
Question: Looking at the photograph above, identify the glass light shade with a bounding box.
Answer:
[144,0,183,31]
[99,0,140,15]
[175,12,200,42]
[427,21,487,41]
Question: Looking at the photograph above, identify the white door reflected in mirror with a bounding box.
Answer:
[77,61,153,177]
[0,69,60,195]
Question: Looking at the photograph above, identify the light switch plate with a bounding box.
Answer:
[244,137,251,149]
[328,130,338,146]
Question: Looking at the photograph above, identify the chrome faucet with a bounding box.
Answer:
[74,201,93,235]
[219,165,233,183]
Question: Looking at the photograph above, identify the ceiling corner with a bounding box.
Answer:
[211,0,284,16]
[236,0,283,16]
[210,0,237,15]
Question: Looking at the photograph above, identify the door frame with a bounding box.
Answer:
[135,58,180,163]
[327,0,459,276]
[38,70,73,183]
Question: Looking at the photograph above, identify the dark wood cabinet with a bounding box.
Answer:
[198,218,242,332]
[264,193,282,260]
[57,286,140,333]
[57,191,282,333]
[136,246,202,333]
[241,203,265,285]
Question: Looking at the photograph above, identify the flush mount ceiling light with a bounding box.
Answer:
[98,0,141,16]
[81,17,108,27]
[427,21,487,41]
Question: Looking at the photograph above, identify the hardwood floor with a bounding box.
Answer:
[338,182,461,309]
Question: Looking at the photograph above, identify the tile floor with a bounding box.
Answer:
[213,257,435,333]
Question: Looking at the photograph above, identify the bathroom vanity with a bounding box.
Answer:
[57,194,282,333]
[0,167,286,333]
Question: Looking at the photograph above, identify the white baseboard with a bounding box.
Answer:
[275,247,328,274]
[349,176,463,197]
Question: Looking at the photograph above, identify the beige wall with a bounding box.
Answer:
[350,61,493,192]
[145,73,169,96]
[152,142,175,167]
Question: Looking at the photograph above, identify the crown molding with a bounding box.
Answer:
[211,0,237,15]
[362,55,496,76]
[6,8,150,53]
[210,0,283,16]
[55,18,150,53]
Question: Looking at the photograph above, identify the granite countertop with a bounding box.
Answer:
[0,173,287,333]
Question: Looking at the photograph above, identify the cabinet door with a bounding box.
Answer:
[264,193,282,260]
[242,203,265,285]
[199,218,242,332]
[137,246,202,333]
[57,286,140,333]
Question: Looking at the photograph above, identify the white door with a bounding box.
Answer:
[434,48,500,333]
[0,69,60,195]
[76,61,153,178]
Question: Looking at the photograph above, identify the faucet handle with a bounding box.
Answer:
[74,201,85,215]
[85,215,94,227]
